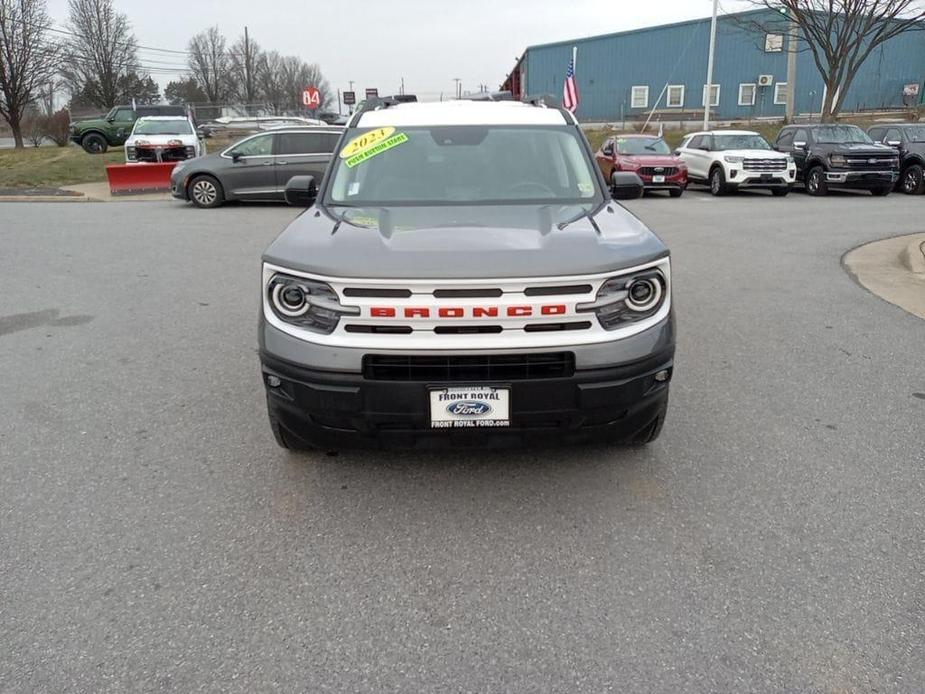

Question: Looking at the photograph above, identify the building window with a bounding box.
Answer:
[666,85,685,108]
[631,85,649,109]
[702,84,720,107]
[774,82,788,105]
[738,83,756,106]
[765,33,784,52]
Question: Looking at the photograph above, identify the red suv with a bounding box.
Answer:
[595,134,688,198]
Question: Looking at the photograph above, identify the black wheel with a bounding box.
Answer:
[269,414,315,452]
[805,166,828,196]
[188,175,224,208]
[899,164,924,195]
[669,188,684,198]
[709,167,728,196]
[870,186,892,197]
[771,187,791,197]
[629,394,669,445]
[81,133,108,154]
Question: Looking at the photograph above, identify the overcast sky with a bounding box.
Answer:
[45,0,753,99]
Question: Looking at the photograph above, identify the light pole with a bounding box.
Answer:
[703,0,719,131]
[453,78,461,99]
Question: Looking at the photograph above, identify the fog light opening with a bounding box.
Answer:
[266,375,282,388]
[654,370,670,383]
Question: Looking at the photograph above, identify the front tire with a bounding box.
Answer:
[899,164,924,195]
[188,175,224,209]
[771,187,791,197]
[709,166,728,196]
[81,133,108,154]
[870,186,892,197]
[669,188,684,198]
[805,166,828,196]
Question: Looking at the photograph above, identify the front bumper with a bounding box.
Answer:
[637,172,687,191]
[727,167,795,188]
[824,170,898,187]
[260,317,675,450]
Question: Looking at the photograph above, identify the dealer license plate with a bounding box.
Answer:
[652,175,665,183]
[429,386,511,429]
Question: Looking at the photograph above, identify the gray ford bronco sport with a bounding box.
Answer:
[259,97,674,450]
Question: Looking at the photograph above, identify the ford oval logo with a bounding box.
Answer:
[447,401,492,417]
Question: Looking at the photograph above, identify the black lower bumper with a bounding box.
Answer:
[825,170,897,189]
[260,347,673,450]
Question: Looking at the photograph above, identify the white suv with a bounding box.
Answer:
[676,130,796,196]
[124,116,203,163]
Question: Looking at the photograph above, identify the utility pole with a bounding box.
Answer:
[703,0,719,131]
[785,9,798,123]
[453,78,461,99]
[400,77,405,95]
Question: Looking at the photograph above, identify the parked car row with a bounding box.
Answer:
[595,123,923,199]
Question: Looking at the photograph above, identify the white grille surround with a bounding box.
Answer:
[263,258,671,351]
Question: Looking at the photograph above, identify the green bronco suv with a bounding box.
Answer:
[69,104,189,154]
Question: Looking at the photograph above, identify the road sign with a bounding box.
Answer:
[343,91,356,106]
[365,88,378,100]
[302,86,321,110]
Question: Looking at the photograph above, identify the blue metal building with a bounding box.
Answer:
[502,9,925,122]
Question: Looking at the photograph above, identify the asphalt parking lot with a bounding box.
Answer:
[2,190,924,693]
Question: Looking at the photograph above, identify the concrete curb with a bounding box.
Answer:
[0,195,98,203]
[900,238,925,275]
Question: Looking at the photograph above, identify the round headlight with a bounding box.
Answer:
[626,277,662,312]
[272,282,309,317]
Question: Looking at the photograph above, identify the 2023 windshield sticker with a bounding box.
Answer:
[344,132,409,168]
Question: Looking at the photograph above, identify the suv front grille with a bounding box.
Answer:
[363,353,576,381]
[743,158,787,172]
[638,166,677,176]
[845,155,898,170]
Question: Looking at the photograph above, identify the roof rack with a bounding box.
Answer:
[522,93,559,108]
[348,95,418,127]
[461,90,514,102]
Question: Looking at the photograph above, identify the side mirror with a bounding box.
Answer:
[610,171,644,200]
[886,140,902,149]
[793,140,807,150]
[285,175,318,207]
[231,151,243,163]
[673,149,681,156]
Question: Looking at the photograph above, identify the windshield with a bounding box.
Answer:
[815,126,873,144]
[326,125,599,206]
[134,120,192,136]
[712,134,771,151]
[904,126,925,142]
[615,137,671,155]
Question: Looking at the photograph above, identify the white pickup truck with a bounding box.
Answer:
[124,116,204,163]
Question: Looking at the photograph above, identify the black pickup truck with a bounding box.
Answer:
[867,124,925,195]
[773,124,899,196]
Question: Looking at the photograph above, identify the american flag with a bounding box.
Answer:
[562,54,579,113]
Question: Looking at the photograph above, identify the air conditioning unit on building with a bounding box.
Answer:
[758,75,774,87]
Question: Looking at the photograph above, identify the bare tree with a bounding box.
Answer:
[63,0,139,109]
[257,50,287,113]
[740,1,925,121]
[0,0,60,147]
[229,30,262,108]
[188,26,230,104]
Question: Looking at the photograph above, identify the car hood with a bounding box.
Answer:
[825,143,896,154]
[718,149,788,158]
[126,134,198,146]
[72,117,108,130]
[263,203,669,280]
[619,154,681,167]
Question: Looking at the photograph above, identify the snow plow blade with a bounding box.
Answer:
[105,163,177,196]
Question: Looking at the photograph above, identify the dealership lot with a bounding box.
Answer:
[1,193,924,692]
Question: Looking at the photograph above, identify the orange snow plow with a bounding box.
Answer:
[105,163,178,196]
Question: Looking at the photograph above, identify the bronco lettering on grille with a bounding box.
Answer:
[368,305,568,319]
